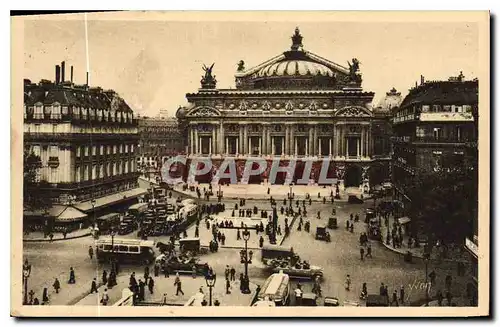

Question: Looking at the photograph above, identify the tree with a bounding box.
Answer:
[23,150,51,213]
[405,151,477,244]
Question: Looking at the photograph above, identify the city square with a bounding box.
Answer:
[19,13,482,312]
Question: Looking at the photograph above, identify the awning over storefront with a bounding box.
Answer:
[24,205,67,218]
[74,188,148,213]
[398,216,411,225]
[56,206,88,223]
[24,205,87,223]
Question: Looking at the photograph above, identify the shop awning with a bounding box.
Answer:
[74,188,148,212]
[24,205,87,223]
[398,216,411,225]
[24,205,67,218]
[56,206,88,222]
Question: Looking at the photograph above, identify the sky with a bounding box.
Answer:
[22,14,479,117]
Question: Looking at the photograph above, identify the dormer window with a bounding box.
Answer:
[73,107,80,119]
[34,103,44,119]
[62,106,68,115]
[51,103,61,119]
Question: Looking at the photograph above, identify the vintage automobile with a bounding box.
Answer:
[158,255,209,275]
[179,237,201,253]
[315,226,331,242]
[118,222,135,235]
[328,217,338,229]
[261,245,324,280]
[324,297,340,306]
[365,208,376,223]
[348,195,364,204]
[301,292,318,306]
[366,294,389,307]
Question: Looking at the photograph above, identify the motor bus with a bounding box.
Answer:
[96,238,156,265]
[257,271,290,306]
[128,203,148,220]
[96,213,121,235]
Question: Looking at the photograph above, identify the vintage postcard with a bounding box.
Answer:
[11,11,490,317]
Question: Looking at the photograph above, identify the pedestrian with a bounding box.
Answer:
[148,277,155,294]
[445,274,452,290]
[138,279,145,301]
[130,272,137,288]
[162,293,168,305]
[164,263,170,278]
[437,290,444,306]
[195,226,199,238]
[49,233,54,242]
[192,264,197,278]
[174,273,184,296]
[90,278,98,293]
[226,277,231,294]
[154,263,160,277]
[230,267,236,281]
[28,290,35,304]
[42,287,49,304]
[384,285,389,301]
[360,247,365,261]
[446,291,452,306]
[101,289,109,306]
[400,285,405,304]
[88,246,94,260]
[294,284,303,306]
[259,236,264,248]
[68,267,76,284]
[53,278,60,294]
[144,266,150,281]
[33,298,40,305]
[277,225,282,235]
[361,282,368,299]
[236,229,241,240]
[366,244,372,258]
[345,275,351,291]
[221,233,226,246]
[346,220,350,230]
[225,265,230,280]
[391,290,399,306]
[349,224,354,233]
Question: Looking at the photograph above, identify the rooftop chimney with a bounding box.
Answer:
[420,75,425,85]
[55,65,61,84]
[61,61,66,82]
[70,65,74,83]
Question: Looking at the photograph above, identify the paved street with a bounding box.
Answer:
[23,184,471,306]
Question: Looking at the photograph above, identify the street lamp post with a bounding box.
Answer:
[110,228,117,275]
[205,273,216,306]
[22,260,31,305]
[424,253,430,306]
[240,228,253,294]
[91,198,96,227]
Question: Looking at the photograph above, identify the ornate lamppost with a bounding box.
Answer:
[240,228,253,294]
[424,252,430,306]
[90,198,96,228]
[22,260,31,305]
[205,272,216,306]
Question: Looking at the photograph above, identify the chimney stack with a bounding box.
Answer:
[420,75,425,85]
[61,61,66,82]
[55,65,61,84]
[70,66,74,83]
[86,72,89,87]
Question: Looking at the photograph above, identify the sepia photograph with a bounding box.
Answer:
[10,10,490,317]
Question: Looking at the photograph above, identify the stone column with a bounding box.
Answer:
[209,137,212,155]
[219,122,225,155]
[346,136,349,157]
[249,137,252,155]
[289,125,294,156]
[212,125,216,155]
[194,126,198,154]
[262,125,266,154]
[294,138,298,156]
[271,137,275,155]
[361,127,364,157]
[314,125,318,156]
[243,124,248,155]
[267,126,271,155]
[357,138,360,157]
[305,138,309,156]
[259,137,262,155]
[225,137,229,155]
[239,125,243,155]
[236,137,239,155]
[329,138,332,156]
[308,126,313,157]
[189,126,194,154]
[318,138,322,156]
[282,125,290,154]
[281,137,284,155]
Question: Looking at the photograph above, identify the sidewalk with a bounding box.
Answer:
[76,273,258,306]
[379,215,470,263]
[172,182,372,203]
[23,229,91,242]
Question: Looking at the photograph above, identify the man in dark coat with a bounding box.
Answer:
[90,278,98,293]
[138,279,146,301]
[230,267,236,281]
[102,270,108,285]
[148,277,155,294]
[130,272,137,288]
[68,267,76,284]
